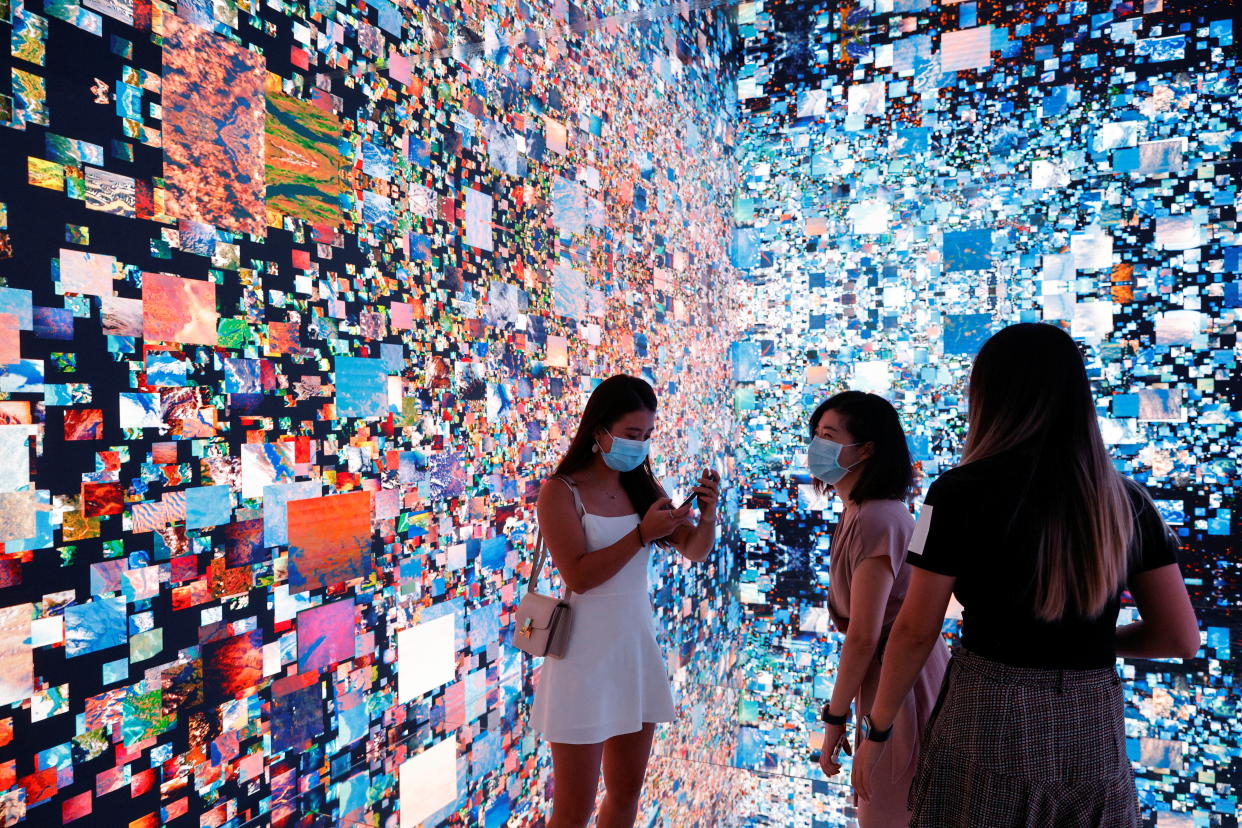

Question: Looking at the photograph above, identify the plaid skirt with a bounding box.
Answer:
[909,648,1139,828]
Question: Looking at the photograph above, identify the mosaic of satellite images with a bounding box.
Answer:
[727,0,1238,825]
[0,0,740,824]
[0,0,1236,825]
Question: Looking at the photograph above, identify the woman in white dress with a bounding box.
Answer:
[530,374,720,828]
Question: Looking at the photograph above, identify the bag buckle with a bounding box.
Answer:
[519,617,534,638]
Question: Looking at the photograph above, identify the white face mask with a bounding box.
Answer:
[806,436,862,485]
[598,430,650,472]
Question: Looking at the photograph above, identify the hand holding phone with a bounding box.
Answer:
[640,498,693,543]
[676,468,720,512]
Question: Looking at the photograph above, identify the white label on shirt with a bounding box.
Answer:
[908,503,934,555]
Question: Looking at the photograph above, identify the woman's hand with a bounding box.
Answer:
[851,737,886,801]
[639,497,691,543]
[818,724,851,777]
[691,469,720,519]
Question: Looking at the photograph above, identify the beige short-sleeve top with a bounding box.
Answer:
[826,498,915,635]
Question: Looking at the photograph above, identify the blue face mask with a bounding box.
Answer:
[806,436,862,485]
[598,430,649,472]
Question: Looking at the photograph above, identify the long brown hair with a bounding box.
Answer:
[963,323,1133,621]
[554,375,664,517]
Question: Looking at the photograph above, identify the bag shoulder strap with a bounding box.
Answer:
[526,532,548,594]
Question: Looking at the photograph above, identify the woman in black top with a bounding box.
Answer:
[850,323,1199,827]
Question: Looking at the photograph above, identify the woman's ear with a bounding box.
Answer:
[859,441,876,461]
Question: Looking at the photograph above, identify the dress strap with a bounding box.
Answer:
[552,475,586,518]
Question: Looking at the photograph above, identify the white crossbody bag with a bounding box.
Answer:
[513,476,587,658]
[512,532,573,658]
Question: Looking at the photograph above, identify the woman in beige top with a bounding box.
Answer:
[806,391,950,826]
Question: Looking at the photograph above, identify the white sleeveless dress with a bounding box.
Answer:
[528,479,677,744]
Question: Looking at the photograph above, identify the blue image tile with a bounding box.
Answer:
[65,597,127,657]
[186,485,232,529]
[335,356,387,418]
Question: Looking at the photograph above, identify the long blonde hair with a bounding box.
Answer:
[963,323,1133,621]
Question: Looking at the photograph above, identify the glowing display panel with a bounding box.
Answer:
[727,0,1238,824]
[0,2,736,826]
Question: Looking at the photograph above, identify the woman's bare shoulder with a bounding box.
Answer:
[538,475,575,500]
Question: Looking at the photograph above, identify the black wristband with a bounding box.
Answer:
[636,524,645,547]
[820,703,849,726]
[862,714,893,742]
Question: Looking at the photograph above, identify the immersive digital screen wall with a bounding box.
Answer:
[0,0,1237,825]
[0,1,740,825]
[727,0,1238,825]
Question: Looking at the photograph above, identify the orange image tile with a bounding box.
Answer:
[142,273,217,345]
[161,15,266,236]
[286,490,373,594]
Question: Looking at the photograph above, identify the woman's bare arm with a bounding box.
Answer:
[865,568,955,730]
[825,557,896,717]
[667,471,720,562]
[1116,563,1199,660]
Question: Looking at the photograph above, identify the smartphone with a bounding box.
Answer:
[676,469,718,510]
